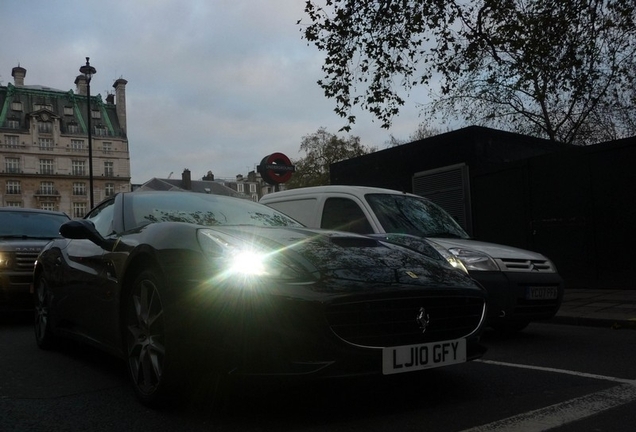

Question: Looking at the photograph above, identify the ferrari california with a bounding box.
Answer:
[33,191,487,407]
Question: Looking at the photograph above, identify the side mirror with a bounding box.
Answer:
[60,220,116,250]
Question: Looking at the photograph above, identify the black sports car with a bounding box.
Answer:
[34,191,487,406]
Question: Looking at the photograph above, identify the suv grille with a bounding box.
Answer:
[496,258,555,273]
[15,251,40,271]
[325,295,485,348]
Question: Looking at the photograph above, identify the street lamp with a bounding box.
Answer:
[79,57,96,208]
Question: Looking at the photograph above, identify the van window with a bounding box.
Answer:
[264,198,316,226]
[321,198,373,234]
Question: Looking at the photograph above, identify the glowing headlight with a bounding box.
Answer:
[447,247,499,272]
[197,229,302,280]
[227,250,267,276]
[0,253,9,268]
[424,240,469,273]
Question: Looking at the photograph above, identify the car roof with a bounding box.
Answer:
[260,185,415,200]
[0,207,69,217]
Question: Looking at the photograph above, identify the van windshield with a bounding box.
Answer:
[365,194,469,239]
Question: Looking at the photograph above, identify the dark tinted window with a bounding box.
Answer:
[0,211,69,238]
[86,199,116,237]
[128,192,302,229]
[321,198,373,234]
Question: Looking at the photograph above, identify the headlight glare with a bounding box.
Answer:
[197,229,301,281]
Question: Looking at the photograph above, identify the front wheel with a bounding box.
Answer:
[124,270,180,407]
[34,273,58,350]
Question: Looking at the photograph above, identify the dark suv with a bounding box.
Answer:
[0,207,70,311]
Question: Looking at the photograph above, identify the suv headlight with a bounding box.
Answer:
[447,247,500,272]
[0,252,10,268]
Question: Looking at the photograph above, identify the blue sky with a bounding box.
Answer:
[1,0,430,184]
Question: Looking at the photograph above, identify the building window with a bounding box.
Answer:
[5,157,20,173]
[38,122,53,133]
[5,135,19,148]
[73,182,86,196]
[91,110,101,119]
[249,183,256,193]
[34,104,52,111]
[39,138,53,150]
[73,202,87,218]
[40,202,56,211]
[6,180,21,194]
[39,181,55,195]
[11,101,22,111]
[105,183,115,197]
[237,183,244,193]
[72,160,86,176]
[102,142,112,153]
[6,201,22,207]
[71,140,85,151]
[67,123,80,134]
[64,106,73,116]
[94,126,108,136]
[104,161,114,177]
[39,159,54,174]
[7,119,19,129]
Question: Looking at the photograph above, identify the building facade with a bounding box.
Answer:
[0,65,131,217]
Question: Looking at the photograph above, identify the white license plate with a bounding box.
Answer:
[526,286,558,300]
[382,339,466,375]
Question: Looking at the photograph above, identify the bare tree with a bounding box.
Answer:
[286,127,376,188]
[301,0,636,144]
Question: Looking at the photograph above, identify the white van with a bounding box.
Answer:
[260,185,564,333]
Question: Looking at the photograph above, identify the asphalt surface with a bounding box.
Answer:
[551,288,636,330]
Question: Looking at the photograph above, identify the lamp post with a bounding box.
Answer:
[79,57,96,208]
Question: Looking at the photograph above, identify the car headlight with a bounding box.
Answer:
[447,247,499,272]
[197,229,304,281]
[424,241,469,274]
[0,253,9,268]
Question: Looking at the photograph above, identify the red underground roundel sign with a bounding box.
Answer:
[257,152,295,185]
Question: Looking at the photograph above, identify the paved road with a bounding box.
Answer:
[2,314,636,431]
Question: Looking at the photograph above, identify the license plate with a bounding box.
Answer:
[526,286,558,300]
[382,339,466,375]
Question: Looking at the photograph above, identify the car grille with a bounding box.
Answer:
[325,295,485,348]
[496,258,555,273]
[15,252,40,271]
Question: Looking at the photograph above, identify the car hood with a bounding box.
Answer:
[0,238,53,252]
[430,238,547,260]
[210,226,479,289]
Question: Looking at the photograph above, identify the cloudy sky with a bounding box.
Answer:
[1,0,431,184]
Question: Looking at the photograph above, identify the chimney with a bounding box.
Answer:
[12,66,26,87]
[113,78,128,134]
[182,169,192,190]
[106,93,115,104]
[74,75,87,96]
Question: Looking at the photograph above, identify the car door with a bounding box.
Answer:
[62,199,120,345]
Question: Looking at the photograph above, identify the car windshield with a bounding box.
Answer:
[0,211,69,239]
[365,194,469,239]
[128,192,303,229]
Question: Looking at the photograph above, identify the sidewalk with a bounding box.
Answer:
[551,288,636,330]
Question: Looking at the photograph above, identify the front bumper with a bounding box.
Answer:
[470,271,564,325]
[0,271,34,310]
[179,280,488,379]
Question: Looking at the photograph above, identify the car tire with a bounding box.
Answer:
[34,273,58,350]
[123,269,181,407]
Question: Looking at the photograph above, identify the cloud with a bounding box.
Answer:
[1,0,429,184]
